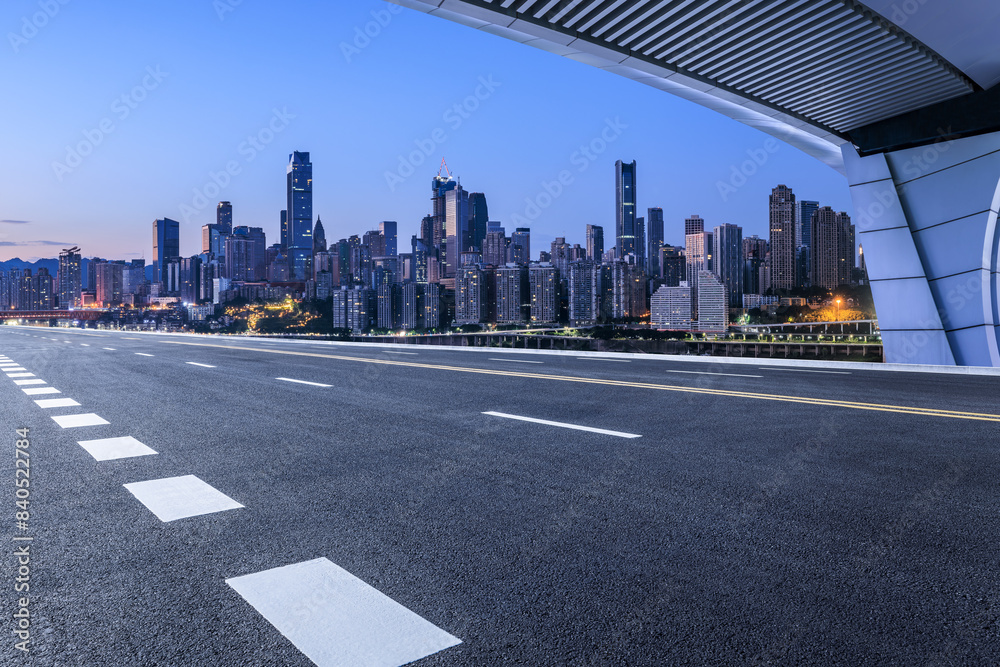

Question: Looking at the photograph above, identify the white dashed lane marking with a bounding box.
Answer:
[34,398,80,409]
[78,436,157,461]
[666,370,763,378]
[186,362,216,368]
[6,373,33,378]
[488,358,543,364]
[14,379,45,386]
[51,413,110,428]
[577,357,631,362]
[123,475,243,522]
[135,353,154,357]
[761,367,852,375]
[276,377,332,387]
[23,387,59,396]
[226,558,461,667]
[103,348,116,351]
[483,411,641,438]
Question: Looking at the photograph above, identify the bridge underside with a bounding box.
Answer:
[388,0,1000,366]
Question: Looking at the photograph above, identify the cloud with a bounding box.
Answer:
[0,220,30,224]
[0,240,75,247]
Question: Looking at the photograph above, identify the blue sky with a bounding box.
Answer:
[0,0,853,262]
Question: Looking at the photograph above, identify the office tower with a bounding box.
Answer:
[424,282,441,329]
[431,168,457,249]
[468,193,488,252]
[769,184,796,290]
[586,224,604,264]
[379,221,398,258]
[202,224,227,257]
[94,261,124,306]
[608,261,645,319]
[797,199,819,250]
[401,282,425,329]
[372,256,398,289]
[651,283,692,330]
[811,207,855,290]
[712,223,744,307]
[411,236,432,284]
[225,236,255,281]
[377,283,402,329]
[280,210,288,251]
[635,216,646,268]
[696,271,728,333]
[487,220,504,234]
[123,259,146,296]
[455,263,488,324]
[179,256,202,304]
[660,246,685,286]
[216,201,233,234]
[232,226,267,280]
[615,160,637,258]
[346,288,375,332]
[58,246,82,309]
[647,208,664,275]
[550,237,570,278]
[18,270,37,311]
[286,151,313,281]
[685,214,705,237]
[685,231,713,286]
[568,260,599,327]
[444,185,470,278]
[153,218,180,288]
[34,268,54,310]
[528,263,559,323]
[495,265,528,324]
[483,230,507,266]
[199,260,220,302]
[743,236,768,294]
[510,228,530,265]
[313,216,327,255]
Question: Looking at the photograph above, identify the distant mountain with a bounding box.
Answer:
[0,258,58,275]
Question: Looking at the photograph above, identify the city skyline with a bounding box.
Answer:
[0,0,852,263]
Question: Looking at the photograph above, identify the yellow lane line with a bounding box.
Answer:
[161,340,1000,422]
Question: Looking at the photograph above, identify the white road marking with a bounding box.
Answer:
[51,413,109,428]
[276,377,332,387]
[761,367,852,375]
[666,370,763,378]
[4,368,29,373]
[488,358,544,364]
[23,387,59,395]
[135,353,154,357]
[123,337,141,340]
[63,341,71,343]
[14,379,45,386]
[123,475,243,522]
[576,357,631,362]
[7,373,35,378]
[226,558,461,667]
[186,362,216,368]
[381,351,418,355]
[80,343,89,347]
[35,398,80,409]
[483,411,641,439]
[103,347,116,351]
[78,436,156,461]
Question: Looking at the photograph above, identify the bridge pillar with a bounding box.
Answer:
[843,133,1000,367]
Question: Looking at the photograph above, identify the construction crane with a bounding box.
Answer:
[437,158,452,180]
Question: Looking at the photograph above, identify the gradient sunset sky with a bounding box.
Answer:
[0,0,854,263]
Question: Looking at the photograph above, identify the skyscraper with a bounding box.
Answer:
[496,265,528,324]
[797,200,819,250]
[431,168,456,250]
[216,201,233,234]
[586,224,604,264]
[647,207,664,276]
[153,218,180,288]
[468,193,489,252]
[651,283,692,330]
[568,260,600,326]
[743,236,768,295]
[712,223,744,307]
[279,210,288,251]
[660,246,685,286]
[313,216,327,255]
[769,184,797,291]
[635,215,646,268]
[286,151,313,281]
[444,185,470,278]
[685,214,705,237]
[811,207,855,290]
[696,271,728,333]
[528,263,559,323]
[379,221,398,258]
[482,229,507,267]
[511,228,530,265]
[232,226,267,281]
[615,160,637,258]
[58,246,82,309]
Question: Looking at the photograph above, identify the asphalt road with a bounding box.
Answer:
[1,324,999,666]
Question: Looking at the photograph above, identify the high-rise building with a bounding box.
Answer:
[332,287,375,333]
[468,193,489,252]
[696,271,728,333]
[797,199,819,251]
[743,236,768,295]
[232,226,267,280]
[377,283,402,329]
[660,246,685,286]
[615,160,637,258]
[550,237,571,278]
[586,224,604,264]
[685,231,713,286]
[444,185,470,278]
[431,169,456,250]
[568,260,599,326]
[202,224,226,257]
[216,201,233,234]
[608,261,646,320]
[647,208,664,275]
[424,282,441,329]
[94,261,124,307]
[225,237,256,282]
[179,256,202,304]
[712,223,744,307]
[379,221,398,258]
[528,263,559,323]
[313,216,327,255]
[495,264,528,324]
[58,246,82,309]
[153,218,180,288]
[401,282,425,329]
[685,214,705,237]
[651,283,692,330]
[286,151,313,281]
[811,207,856,290]
[455,263,488,325]
[510,228,530,265]
[769,184,797,291]
[279,210,288,251]
[635,215,646,268]
[482,230,507,267]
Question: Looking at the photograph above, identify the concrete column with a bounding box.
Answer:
[843,132,1000,366]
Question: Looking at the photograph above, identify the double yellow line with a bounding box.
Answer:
[163,340,1000,422]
